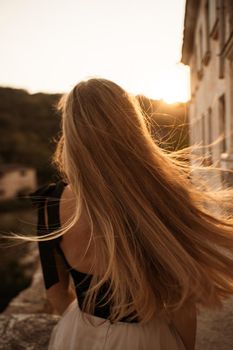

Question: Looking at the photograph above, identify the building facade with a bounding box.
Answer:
[182,0,233,185]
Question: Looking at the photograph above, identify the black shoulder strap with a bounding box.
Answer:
[46,180,72,270]
[29,180,68,290]
[46,180,68,239]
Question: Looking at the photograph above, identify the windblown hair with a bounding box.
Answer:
[10,78,233,323]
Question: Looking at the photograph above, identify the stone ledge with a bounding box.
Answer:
[0,264,60,350]
[2,263,233,349]
[4,265,54,315]
[0,313,60,350]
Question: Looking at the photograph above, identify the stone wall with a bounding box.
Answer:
[0,264,60,350]
[1,262,233,349]
[0,313,59,350]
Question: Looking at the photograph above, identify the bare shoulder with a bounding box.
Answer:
[60,184,90,231]
[58,184,94,272]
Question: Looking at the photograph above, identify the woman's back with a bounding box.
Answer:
[18,77,233,349]
[58,183,97,274]
[30,180,194,349]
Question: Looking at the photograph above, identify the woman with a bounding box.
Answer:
[16,78,233,349]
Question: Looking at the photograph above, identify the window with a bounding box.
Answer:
[221,0,233,60]
[218,0,225,78]
[190,53,197,96]
[209,0,218,39]
[225,0,233,40]
[199,27,204,62]
[219,95,226,153]
[207,108,213,163]
[207,108,212,148]
[202,112,213,165]
[203,0,211,65]
[196,35,203,80]
[229,0,233,34]
[202,114,205,149]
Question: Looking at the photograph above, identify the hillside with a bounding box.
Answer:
[0,87,189,184]
[0,87,61,184]
[0,87,189,313]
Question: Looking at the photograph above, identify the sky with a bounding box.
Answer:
[0,0,189,103]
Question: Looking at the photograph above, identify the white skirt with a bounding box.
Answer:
[48,299,186,350]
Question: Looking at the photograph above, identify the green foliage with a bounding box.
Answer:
[0,88,189,184]
[0,87,189,312]
[0,87,62,184]
[137,95,189,151]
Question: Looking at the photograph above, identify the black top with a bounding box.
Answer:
[29,179,138,323]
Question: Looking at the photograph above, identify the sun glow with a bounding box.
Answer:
[150,64,190,104]
[0,0,188,104]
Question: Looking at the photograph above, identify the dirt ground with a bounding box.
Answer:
[195,296,233,350]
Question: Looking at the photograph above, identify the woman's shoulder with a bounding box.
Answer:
[29,179,95,272]
[58,183,95,273]
[59,183,90,233]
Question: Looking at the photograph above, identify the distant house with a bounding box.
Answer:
[0,164,37,201]
[181,0,233,185]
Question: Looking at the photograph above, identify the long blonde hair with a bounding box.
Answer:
[10,78,233,323]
